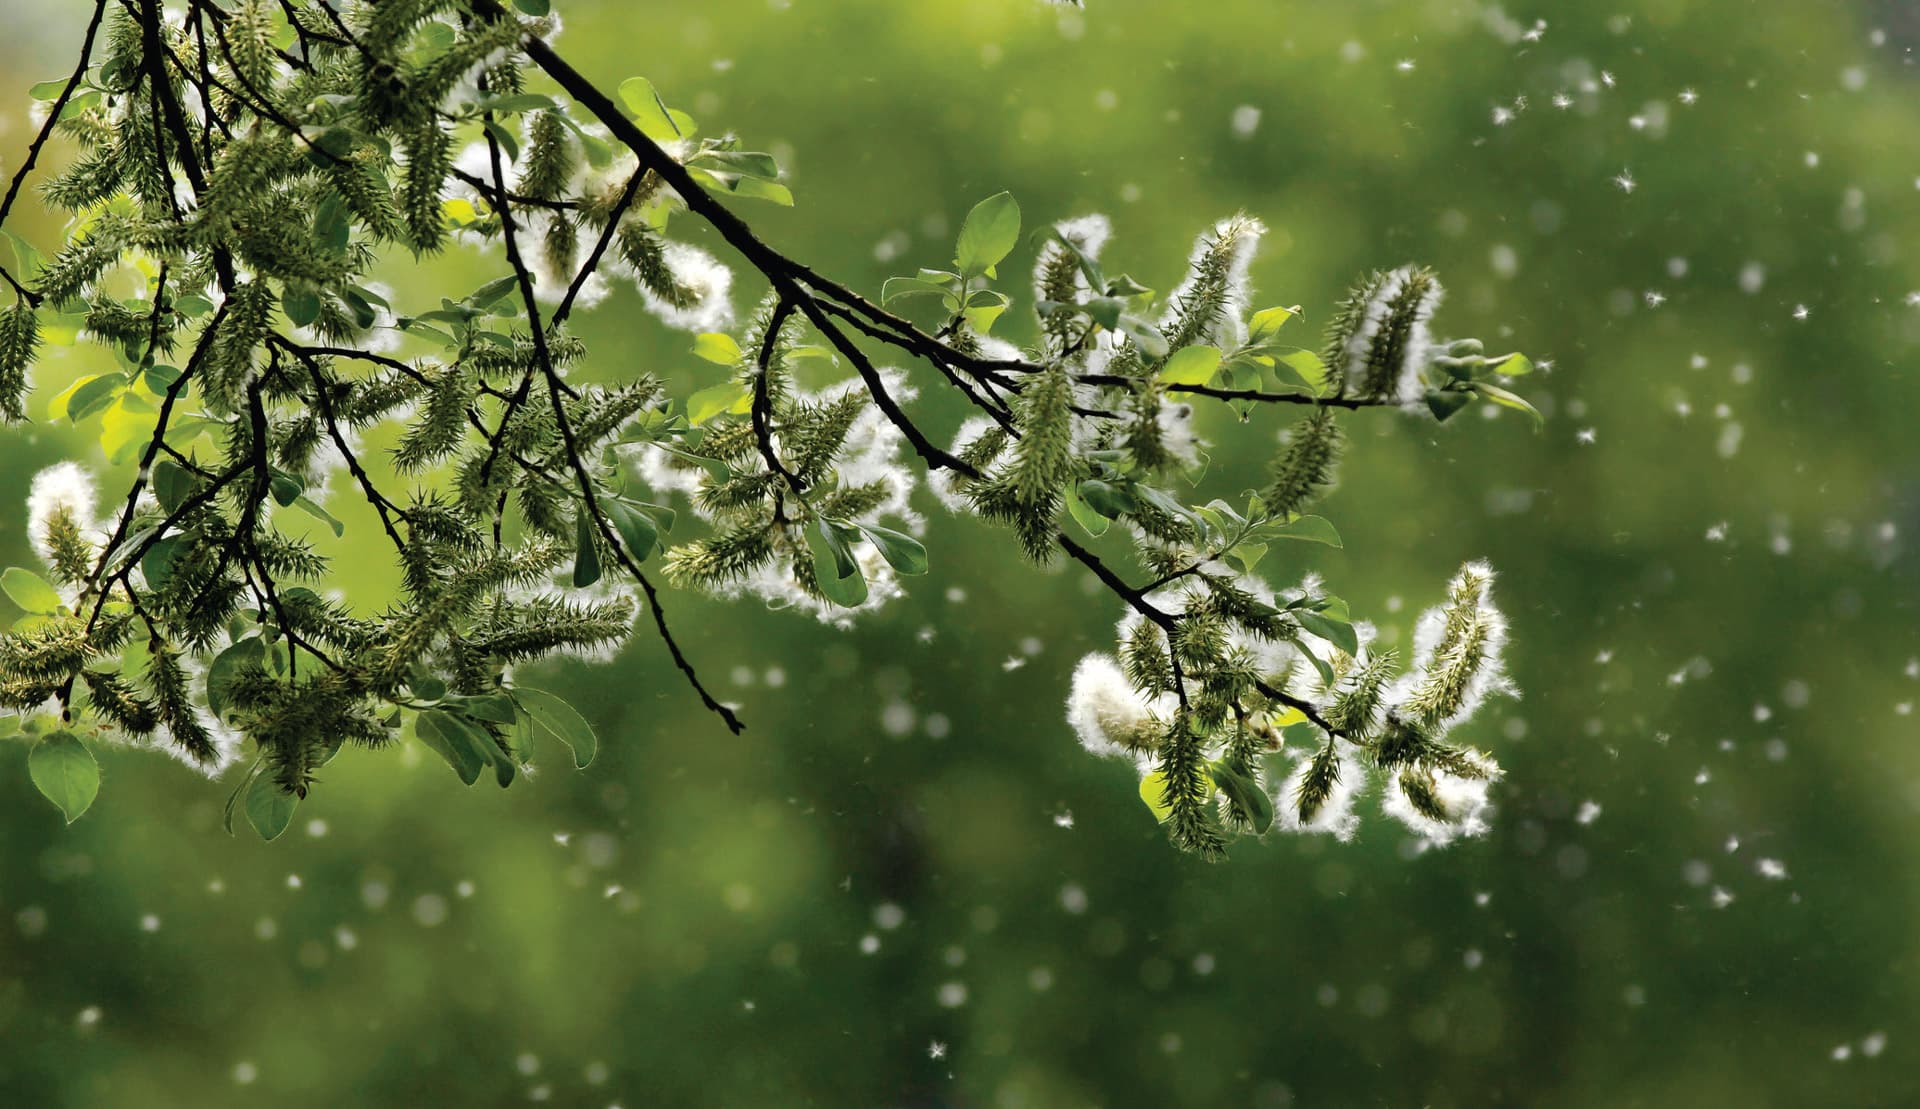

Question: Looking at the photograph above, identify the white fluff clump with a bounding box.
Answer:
[129,654,242,778]
[1065,652,1168,759]
[630,443,710,501]
[1032,213,1113,303]
[1114,573,1302,694]
[641,373,919,626]
[520,210,610,310]
[1387,560,1514,730]
[1339,265,1442,408]
[1380,758,1498,848]
[28,461,98,571]
[1155,399,1203,469]
[1272,745,1364,841]
[166,707,243,778]
[728,538,904,630]
[1161,215,1265,350]
[632,241,733,333]
[834,370,922,528]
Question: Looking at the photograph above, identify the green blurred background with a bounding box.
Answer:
[4,0,1920,1104]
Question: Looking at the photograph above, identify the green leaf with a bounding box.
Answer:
[1,567,62,614]
[485,118,523,163]
[688,149,781,179]
[341,287,378,326]
[807,518,868,608]
[281,287,321,328]
[962,288,1011,334]
[954,191,1020,278]
[691,332,741,365]
[605,499,659,562]
[291,496,344,537]
[1271,514,1342,548]
[461,692,519,725]
[881,276,953,305]
[268,468,305,507]
[1425,388,1474,422]
[1116,314,1170,360]
[1278,350,1331,396]
[415,710,486,785]
[244,771,298,841]
[858,524,928,576]
[512,687,598,769]
[1248,305,1299,341]
[29,731,98,824]
[100,401,157,466]
[64,372,126,422]
[616,76,695,142]
[572,507,603,587]
[1063,482,1110,537]
[1158,344,1223,386]
[1294,638,1336,686]
[467,273,519,310]
[477,93,557,115]
[3,228,44,283]
[714,175,793,206]
[312,194,351,257]
[1225,540,1267,573]
[1471,381,1544,427]
[512,0,551,13]
[556,113,613,168]
[408,667,447,702]
[1492,353,1533,377]
[1294,610,1360,656]
[139,534,184,590]
[1211,759,1274,834]
[222,762,264,835]
[687,380,749,425]
[27,79,67,102]
[1139,766,1212,824]
[206,636,264,720]
[141,362,182,393]
[447,711,516,788]
[152,459,195,514]
[1076,479,1135,519]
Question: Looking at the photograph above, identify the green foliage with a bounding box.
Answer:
[28,728,97,823]
[0,1,1535,855]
